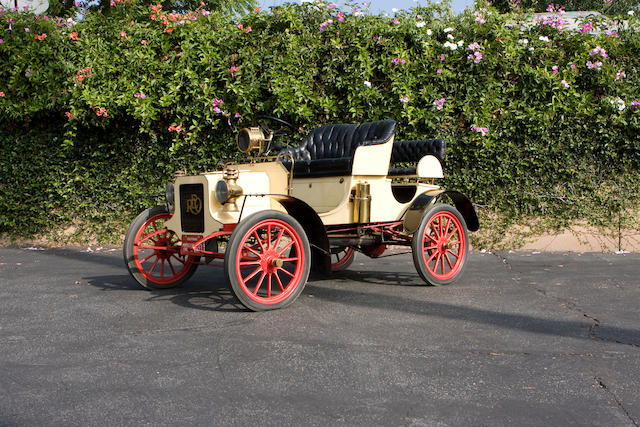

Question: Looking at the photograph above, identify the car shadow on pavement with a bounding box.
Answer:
[324,269,424,286]
[83,271,246,312]
[304,283,640,346]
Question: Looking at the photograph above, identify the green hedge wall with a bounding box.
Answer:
[1,2,639,244]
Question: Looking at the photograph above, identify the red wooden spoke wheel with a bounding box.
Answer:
[224,211,311,311]
[411,204,468,286]
[330,246,356,271]
[123,206,198,289]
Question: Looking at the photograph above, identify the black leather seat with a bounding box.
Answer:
[278,120,396,177]
[388,139,446,176]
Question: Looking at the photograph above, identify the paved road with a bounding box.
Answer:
[0,247,638,426]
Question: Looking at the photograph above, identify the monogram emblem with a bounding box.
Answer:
[186,194,202,215]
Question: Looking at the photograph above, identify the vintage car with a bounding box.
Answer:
[123,117,479,311]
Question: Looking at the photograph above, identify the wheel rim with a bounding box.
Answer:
[133,213,195,285]
[234,219,305,305]
[420,211,466,281]
[331,247,354,270]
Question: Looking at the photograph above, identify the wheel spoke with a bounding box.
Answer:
[253,272,266,295]
[426,249,438,265]
[239,260,262,265]
[167,258,177,276]
[243,244,262,257]
[140,252,156,263]
[267,274,272,298]
[280,257,298,262]
[160,258,165,279]
[253,230,266,253]
[274,271,285,291]
[446,249,459,258]
[149,256,159,275]
[272,228,285,252]
[171,254,186,265]
[448,240,460,246]
[423,244,438,251]
[441,253,446,273]
[444,252,454,270]
[433,253,441,273]
[277,240,295,256]
[242,266,262,283]
[279,267,295,278]
[266,225,271,250]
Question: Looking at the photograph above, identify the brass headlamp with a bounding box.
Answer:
[214,167,243,205]
[236,127,268,154]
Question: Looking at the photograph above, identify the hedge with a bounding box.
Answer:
[0,2,639,245]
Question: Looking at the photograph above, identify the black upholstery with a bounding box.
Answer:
[388,139,446,176]
[278,120,396,177]
[391,139,446,163]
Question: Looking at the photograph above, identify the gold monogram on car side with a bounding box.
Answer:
[185,194,202,215]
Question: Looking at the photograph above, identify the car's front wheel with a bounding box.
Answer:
[224,210,311,311]
[411,204,468,286]
[123,206,198,289]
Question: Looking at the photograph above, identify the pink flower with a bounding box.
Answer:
[134,93,139,98]
[589,46,608,58]
[631,100,640,109]
[0,92,4,97]
[213,107,222,114]
[393,18,400,25]
[25,28,30,32]
[561,80,570,88]
[552,65,558,73]
[0,39,3,44]
[400,96,409,103]
[439,55,445,62]
[580,21,594,33]
[437,68,443,74]
[211,98,223,107]
[467,42,481,51]
[141,39,147,45]
[586,60,603,70]
[110,0,115,5]
[69,32,78,40]
[616,70,626,81]
[120,31,126,38]
[570,64,576,69]
[471,125,488,136]
[433,98,446,110]
[474,11,485,24]
[140,93,146,99]
[229,66,239,73]
[234,112,241,118]
[319,19,333,31]
[337,12,344,22]
[468,51,482,63]
[201,9,210,15]
[328,3,336,8]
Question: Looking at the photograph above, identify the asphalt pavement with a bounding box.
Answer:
[0,246,638,426]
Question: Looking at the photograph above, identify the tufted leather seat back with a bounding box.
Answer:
[278,120,396,177]
[391,139,446,163]
[301,119,396,161]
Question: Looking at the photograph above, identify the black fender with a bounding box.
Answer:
[250,194,331,275]
[402,189,479,233]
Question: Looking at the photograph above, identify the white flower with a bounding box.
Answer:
[443,27,454,33]
[443,41,458,50]
[416,21,426,28]
[528,47,535,51]
[610,97,626,111]
[628,10,634,15]
[426,29,432,35]
[539,36,550,42]
[518,38,529,45]
[392,7,398,12]
[457,40,464,47]
[447,34,454,40]
[364,81,372,87]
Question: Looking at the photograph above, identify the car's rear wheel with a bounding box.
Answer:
[123,206,198,289]
[330,246,356,271]
[411,204,468,286]
[225,210,311,311]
